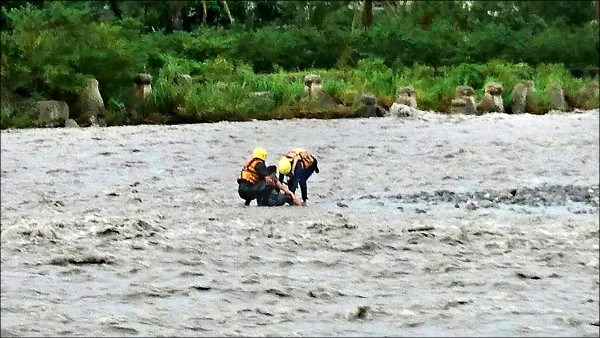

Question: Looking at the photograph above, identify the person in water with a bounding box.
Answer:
[277,148,319,205]
[237,147,302,206]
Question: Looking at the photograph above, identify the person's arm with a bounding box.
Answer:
[272,179,303,206]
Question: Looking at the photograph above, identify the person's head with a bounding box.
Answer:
[252,147,267,161]
[278,156,292,175]
[267,165,277,175]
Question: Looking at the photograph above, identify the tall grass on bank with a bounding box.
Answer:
[88,57,600,126]
[2,57,598,129]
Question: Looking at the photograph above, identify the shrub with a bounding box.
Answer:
[140,56,281,123]
[1,3,148,107]
[355,58,395,97]
[0,107,35,129]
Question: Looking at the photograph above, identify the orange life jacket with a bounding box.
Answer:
[285,148,315,175]
[238,157,263,184]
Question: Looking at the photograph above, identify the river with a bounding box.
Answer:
[1,110,599,336]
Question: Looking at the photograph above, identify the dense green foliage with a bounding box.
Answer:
[1,1,598,128]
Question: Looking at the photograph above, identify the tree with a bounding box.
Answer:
[362,0,373,28]
[219,0,234,25]
[108,0,122,20]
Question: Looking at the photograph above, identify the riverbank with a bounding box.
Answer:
[1,60,598,129]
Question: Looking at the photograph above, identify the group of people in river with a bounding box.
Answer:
[237,147,319,207]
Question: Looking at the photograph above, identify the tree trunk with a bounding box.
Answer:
[596,0,599,22]
[385,0,401,17]
[351,4,361,32]
[165,1,185,33]
[296,0,308,26]
[219,0,235,25]
[143,2,149,26]
[202,0,208,24]
[362,0,373,28]
[108,0,123,20]
[165,3,175,33]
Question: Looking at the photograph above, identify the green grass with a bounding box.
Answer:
[1,59,598,129]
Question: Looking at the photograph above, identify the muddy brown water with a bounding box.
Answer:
[1,110,599,337]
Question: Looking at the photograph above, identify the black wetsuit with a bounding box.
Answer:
[238,162,289,206]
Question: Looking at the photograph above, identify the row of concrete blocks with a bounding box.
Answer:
[30,73,599,127]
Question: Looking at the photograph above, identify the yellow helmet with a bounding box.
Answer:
[278,157,292,175]
[252,147,267,161]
